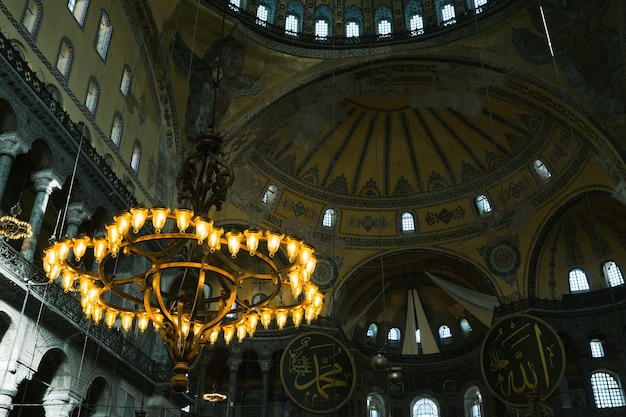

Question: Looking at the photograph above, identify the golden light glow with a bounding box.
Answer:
[42,207,324,393]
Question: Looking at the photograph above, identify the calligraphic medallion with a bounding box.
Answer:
[280,332,356,413]
[480,314,565,407]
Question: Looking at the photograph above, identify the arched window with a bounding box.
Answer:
[67,0,89,26]
[285,1,303,35]
[345,6,362,38]
[569,268,590,293]
[405,0,424,36]
[590,371,626,408]
[409,14,425,35]
[603,261,624,287]
[229,0,241,10]
[533,159,552,181]
[130,140,141,172]
[411,397,439,417]
[437,1,456,26]
[256,1,275,26]
[56,38,74,79]
[322,208,337,228]
[415,329,421,344]
[374,6,393,37]
[464,386,483,417]
[367,394,385,417]
[120,65,132,97]
[95,10,113,60]
[110,112,123,146]
[314,6,332,39]
[590,339,605,358]
[468,0,487,14]
[85,78,100,114]
[460,318,472,337]
[315,20,329,38]
[439,325,452,344]
[401,212,416,233]
[262,184,279,206]
[388,327,401,344]
[475,194,492,216]
[346,21,360,37]
[366,323,378,341]
[252,293,267,305]
[22,0,43,37]
[285,15,299,35]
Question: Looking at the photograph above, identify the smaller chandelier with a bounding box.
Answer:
[42,134,324,392]
[0,203,32,240]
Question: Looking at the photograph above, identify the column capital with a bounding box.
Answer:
[65,202,94,226]
[227,358,242,371]
[31,169,62,195]
[259,360,272,373]
[0,133,28,158]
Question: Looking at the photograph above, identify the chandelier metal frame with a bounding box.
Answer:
[42,134,323,392]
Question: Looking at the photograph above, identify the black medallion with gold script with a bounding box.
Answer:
[480,314,565,407]
[280,332,356,413]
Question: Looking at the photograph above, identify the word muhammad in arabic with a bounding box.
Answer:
[480,314,565,407]
[280,332,356,413]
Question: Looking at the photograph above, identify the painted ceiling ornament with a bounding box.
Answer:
[173,31,264,138]
[479,238,520,285]
[512,0,623,117]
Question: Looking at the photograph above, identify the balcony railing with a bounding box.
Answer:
[0,239,168,383]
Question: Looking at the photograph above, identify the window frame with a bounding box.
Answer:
[475,194,493,216]
[409,14,425,36]
[590,370,626,408]
[262,184,279,206]
[411,396,440,417]
[322,208,338,228]
[130,139,142,172]
[68,0,89,27]
[110,112,123,146]
[95,9,113,61]
[85,77,100,115]
[568,268,590,293]
[590,339,605,358]
[22,0,43,38]
[314,18,329,39]
[603,260,624,288]
[400,211,416,234]
[56,37,74,80]
[346,20,360,38]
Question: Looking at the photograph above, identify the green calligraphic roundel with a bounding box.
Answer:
[480,314,565,407]
[280,332,356,413]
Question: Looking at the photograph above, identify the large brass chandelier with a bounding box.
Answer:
[42,133,323,392]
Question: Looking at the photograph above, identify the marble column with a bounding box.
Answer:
[20,169,62,262]
[63,202,93,239]
[0,133,28,206]
[260,360,272,417]
[42,389,77,417]
[226,358,241,417]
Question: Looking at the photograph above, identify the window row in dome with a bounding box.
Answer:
[228,0,490,40]
[367,319,472,346]
[368,388,484,417]
[568,261,625,293]
[262,184,419,232]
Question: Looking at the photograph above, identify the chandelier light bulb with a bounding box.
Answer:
[223,326,235,345]
[226,231,243,258]
[151,208,170,233]
[265,231,283,257]
[244,229,262,255]
[114,212,132,235]
[105,309,117,329]
[72,235,90,261]
[194,217,210,244]
[174,208,193,233]
[130,207,148,233]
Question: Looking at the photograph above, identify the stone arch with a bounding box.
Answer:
[9,348,71,417]
[70,376,111,417]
